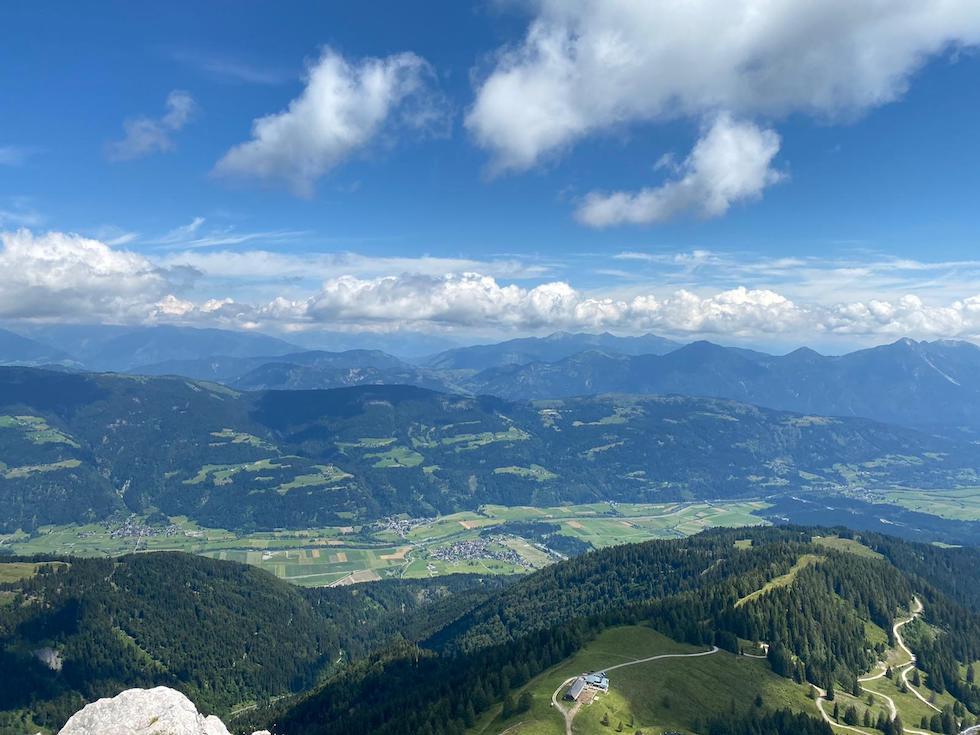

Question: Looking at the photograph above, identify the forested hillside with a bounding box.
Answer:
[4,528,979,734]
[0,553,501,731]
[2,367,976,533]
[238,527,980,735]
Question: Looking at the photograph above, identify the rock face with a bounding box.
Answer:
[56,686,270,735]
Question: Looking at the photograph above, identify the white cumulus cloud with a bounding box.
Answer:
[11,229,980,346]
[214,48,441,196]
[294,273,804,336]
[467,0,980,173]
[576,114,784,227]
[107,90,197,161]
[0,229,176,321]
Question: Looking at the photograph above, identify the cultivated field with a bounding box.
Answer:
[0,500,769,587]
[872,486,980,521]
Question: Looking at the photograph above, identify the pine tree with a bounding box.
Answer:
[517,691,533,714]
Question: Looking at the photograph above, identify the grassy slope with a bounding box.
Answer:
[735,553,824,608]
[471,626,818,735]
[472,536,977,735]
[0,560,66,583]
[813,535,884,559]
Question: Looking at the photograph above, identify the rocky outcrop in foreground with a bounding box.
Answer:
[56,687,270,735]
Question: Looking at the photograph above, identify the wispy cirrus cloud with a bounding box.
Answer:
[147,216,309,250]
[0,145,38,167]
[609,248,980,306]
[171,49,291,85]
[0,198,43,228]
[157,249,552,284]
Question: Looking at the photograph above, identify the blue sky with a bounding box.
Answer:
[3,1,980,352]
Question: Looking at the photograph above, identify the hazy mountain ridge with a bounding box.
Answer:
[7,328,980,436]
[0,325,302,372]
[464,337,980,435]
[418,331,681,370]
[0,328,75,367]
[137,348,413,380]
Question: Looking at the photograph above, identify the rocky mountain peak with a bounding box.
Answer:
[55,687,270,735]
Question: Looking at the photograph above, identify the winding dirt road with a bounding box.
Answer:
[817,597,935,735]
[548,646,720,735]
[893,598,941,716]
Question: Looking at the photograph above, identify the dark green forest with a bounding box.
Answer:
[0,553,502,731]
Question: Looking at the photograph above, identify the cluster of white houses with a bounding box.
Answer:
[565,672,610,701]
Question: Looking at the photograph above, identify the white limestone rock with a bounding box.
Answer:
[56,686,266,735]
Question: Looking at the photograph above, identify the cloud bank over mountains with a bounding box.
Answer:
[6,228,980,344]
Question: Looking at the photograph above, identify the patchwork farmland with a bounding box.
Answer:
[0,500,768,586]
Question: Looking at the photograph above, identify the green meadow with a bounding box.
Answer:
[470,625,819,735]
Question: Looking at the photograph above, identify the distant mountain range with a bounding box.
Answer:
[129,335,980,437]
[0,327,74,367]
[418,330,680,370]
[5,326,980,436]
[464,337,980,435]
[2,324,302,372]
[137,348,408,381]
